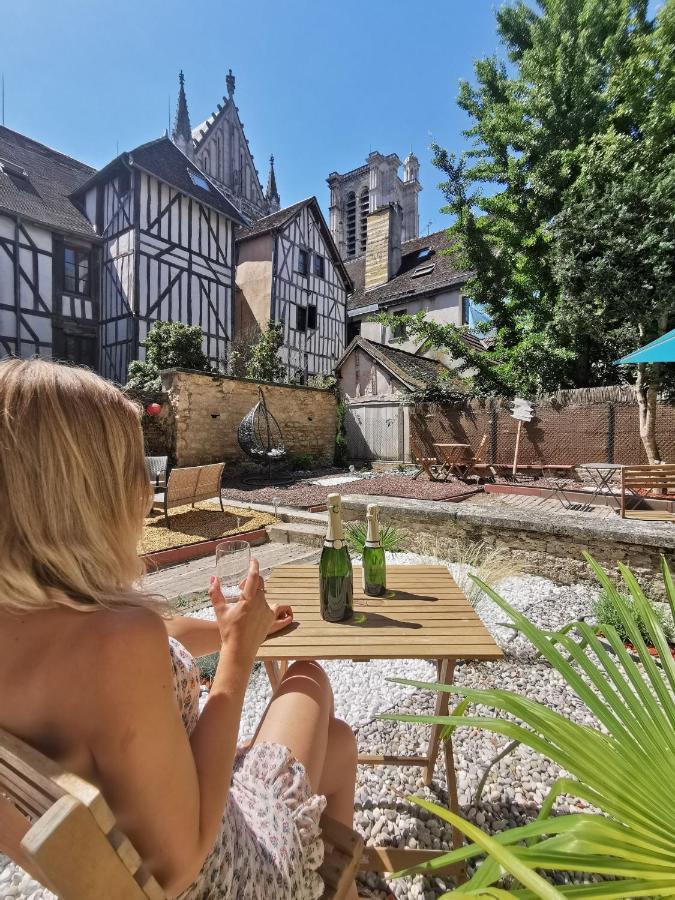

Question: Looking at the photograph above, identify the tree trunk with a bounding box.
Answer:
[635,363,661,463]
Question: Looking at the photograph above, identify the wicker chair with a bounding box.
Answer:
[144,456,168,491]
[237,388,286,481]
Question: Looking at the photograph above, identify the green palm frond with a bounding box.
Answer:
[384,554,675,896]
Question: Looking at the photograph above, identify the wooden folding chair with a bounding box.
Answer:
[0,726,363,900]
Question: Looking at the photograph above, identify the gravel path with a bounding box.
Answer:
[1,556,601,899]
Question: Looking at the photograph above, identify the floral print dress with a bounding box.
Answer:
[167,638,326,900]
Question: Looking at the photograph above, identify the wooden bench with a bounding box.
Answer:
[152,462,226,528]
[0,726,363,900]
[620,464,675,521]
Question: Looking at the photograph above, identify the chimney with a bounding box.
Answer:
[365,203,402,291]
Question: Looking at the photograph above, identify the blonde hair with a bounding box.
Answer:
[0,358,160,614]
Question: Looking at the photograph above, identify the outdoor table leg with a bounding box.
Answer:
[264,660,283,691]
[424,658,464,871]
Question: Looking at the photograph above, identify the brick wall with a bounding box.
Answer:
[411,388,675,466]
[158,369,337,468]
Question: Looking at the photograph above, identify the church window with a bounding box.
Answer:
[296,306,307,332]
[297,249,309,276]
[203,151,211,174]
[63,246,90,296]
[307,304,317,329]
[313,254,325,278]
[188,169,210,192]
[359,188,369,253]
[216,136,222,180]
[346,191,356,257]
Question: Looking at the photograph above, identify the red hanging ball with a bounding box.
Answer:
[146,402,162,417]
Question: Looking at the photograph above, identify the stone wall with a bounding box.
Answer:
[341,495,675,597]
[159,369,337,468]
[126,389,176,460]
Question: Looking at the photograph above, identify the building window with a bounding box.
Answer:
[313,254,325,278]
[63,246,90,296]
[359,187,369,253]
[188,169,210,192]
[307,304,317,330]
[391,310,408,340]
[346,191,356,257]
[297,249,309,276]
[462,296,471,325]
[296,306,307,332]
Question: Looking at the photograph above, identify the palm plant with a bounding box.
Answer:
[384,553,675,896]
[344,521,406,555]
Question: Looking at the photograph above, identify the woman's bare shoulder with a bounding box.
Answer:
[83,606,171,684]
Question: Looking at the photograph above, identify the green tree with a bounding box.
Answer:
[552,0,675,461]
[126,321,211,391]
[228,322,286,384]
[430,0,654,395]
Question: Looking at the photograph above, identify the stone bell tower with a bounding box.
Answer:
[327,150,421,260]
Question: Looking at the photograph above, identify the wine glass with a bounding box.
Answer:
[215,540,251,601]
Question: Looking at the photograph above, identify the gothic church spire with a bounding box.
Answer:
[266,155,280,210]
[172,71,194,159]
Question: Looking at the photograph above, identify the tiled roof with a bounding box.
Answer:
[235,198,308,241]
[337,336,455,391]
[74,137,247,226]
[345,228,473,311]
[0,126,96,238]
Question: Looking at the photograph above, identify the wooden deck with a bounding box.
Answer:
[142,541,321,600]
[467,491,617,518]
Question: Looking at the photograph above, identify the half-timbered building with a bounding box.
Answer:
[73,136,245,382]
[0,126,100,367]
[235,197,351,380]
[1,125,246,383]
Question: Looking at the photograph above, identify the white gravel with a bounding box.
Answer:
[1,553,600,899]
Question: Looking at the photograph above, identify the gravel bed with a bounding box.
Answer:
[1,555,601,899]
[221,472,482,508]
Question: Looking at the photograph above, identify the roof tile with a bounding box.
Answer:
[346,229,472,311]
[0,126,96,238]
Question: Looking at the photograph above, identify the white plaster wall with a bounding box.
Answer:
[359,287,463,353]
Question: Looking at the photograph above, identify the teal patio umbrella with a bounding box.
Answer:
[616,328,675,364]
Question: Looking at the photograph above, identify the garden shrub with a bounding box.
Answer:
[593,587,674,645]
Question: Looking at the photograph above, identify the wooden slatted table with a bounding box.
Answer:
[261,564,503,880]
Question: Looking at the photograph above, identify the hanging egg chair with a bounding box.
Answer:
[237,387,288,483]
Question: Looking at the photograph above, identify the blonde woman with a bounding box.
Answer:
[0,358,358,900]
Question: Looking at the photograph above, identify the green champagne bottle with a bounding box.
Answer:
[362,503,386,596]
[319,493,353,622]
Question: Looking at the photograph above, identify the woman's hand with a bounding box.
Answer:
[268,604,293,635]
[208,559,274,661]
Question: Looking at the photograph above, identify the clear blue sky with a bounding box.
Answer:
[1,1,519,232]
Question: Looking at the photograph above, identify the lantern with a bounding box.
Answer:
[146,402,162,417]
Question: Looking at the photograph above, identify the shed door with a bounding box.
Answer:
[345,403,405,461]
